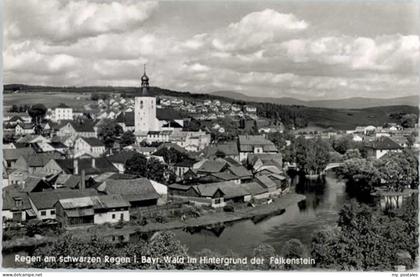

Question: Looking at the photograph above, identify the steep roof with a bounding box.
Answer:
[205,142,239,157]
[3,148,35,161]
[238,135,278,152]
[80,137,105,147]
[97,178,160,202]
[92,194,130,209]
[20,152,62,167]
[21,176,50,192]
[62,120,95,132]
[2,189,32,211]
[197,159,227,173]
[369,136,403,150]
[228,166,252,178]
[242,182,267,195]
[255,175,277,189]
[195,181,249,198]
[29,189,98,210]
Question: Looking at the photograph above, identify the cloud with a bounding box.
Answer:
[5,0,158,43]
[210,9,308,52]
[3,2,420,100]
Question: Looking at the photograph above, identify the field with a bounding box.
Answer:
[3,91,94,111]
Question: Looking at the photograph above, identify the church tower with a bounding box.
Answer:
[134,65,159,134]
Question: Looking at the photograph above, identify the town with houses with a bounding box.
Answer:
[2,69,419,244]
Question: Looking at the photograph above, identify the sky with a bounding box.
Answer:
[4,0,420,100]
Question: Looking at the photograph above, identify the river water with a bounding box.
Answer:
[172,173,348,255]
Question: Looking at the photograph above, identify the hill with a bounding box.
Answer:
[210,90,419,109]
[4,84,419,130]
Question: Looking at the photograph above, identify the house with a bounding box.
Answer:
[15,123,35,136]
[195,181,251,206]
[13,152,63,174]
[74,137,106,158]
[204,142,240,161]
[241,182,270,200]
[55,197,95,227]
[19,176,51,193]
[173,159,197,179]
[91,195,130,224]
[43,158,118,176]
[352,134,363,142]
[3,148,35,168]
[57,120,96,137]
[238,135,278,161]
[28,189,98,221]
[2,188,35,223]
[115,112,135,132]
[389,136,409,148]
[33,141,68,155]
[248,153,283,175]
[366,136,404,159]
[54,104,73,121]
[16,134,50,145]
[96,178,160,208]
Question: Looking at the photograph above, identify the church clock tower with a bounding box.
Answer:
[134,65,159,134]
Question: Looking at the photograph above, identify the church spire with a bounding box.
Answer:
[140,64,151,96]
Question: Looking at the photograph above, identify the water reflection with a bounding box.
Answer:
[173,173,348,255]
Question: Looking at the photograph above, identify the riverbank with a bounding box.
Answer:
[72,192,306,239]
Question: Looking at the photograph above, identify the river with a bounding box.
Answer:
[172,173,348,255]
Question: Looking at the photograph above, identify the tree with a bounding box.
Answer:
[311,200,418,270]
[336,158,381,199]
[153,147,192,165]
[267,132,287,151]
[374,150,418,191]
[120,131,136,148]
[343,149,361,160]
[28,104,47,125]
[125,152,148,176]
[125,153,175,184]
[400,113,417,128]
[97,119,123,149]
[294,137,330,175]
[282,239,307,270]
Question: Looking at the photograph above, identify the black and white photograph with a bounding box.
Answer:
[1,0,419,274]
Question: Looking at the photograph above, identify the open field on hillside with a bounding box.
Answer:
[3,91,94,110]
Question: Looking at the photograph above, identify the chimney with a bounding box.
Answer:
[80,169,85,191]
[91,158,96,168]
[74,159,79,175]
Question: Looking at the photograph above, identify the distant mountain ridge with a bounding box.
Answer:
[210,90,419,109]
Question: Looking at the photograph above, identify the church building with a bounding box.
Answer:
[134,66,160,135]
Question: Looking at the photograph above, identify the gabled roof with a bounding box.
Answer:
[17,122,34,129]
[59,196,94,209]
[195,181,249,198]
[97,178,160,202]
[78,137,105,147]
[228,166,252,178]
[92,194,130,209]
[211,171,238,181]
[21,176,50,192]
[3,148,35,161]
[238,135,278,152]
[19,152,62,167]
[368,136,403,150]
[255,175,277,189]
[61,120,95,132]
[2,190,32,211]
[205,142,239,158]
[242,182,267,195]
[197,159,227,173]
[29,189,98,210]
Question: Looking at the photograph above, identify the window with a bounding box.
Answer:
[140,100,143,109]
[112,214,116,219]
[214,198,221,204]
[50,210,55,215]
[41,211,47,216]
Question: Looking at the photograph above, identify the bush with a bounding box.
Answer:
[223,205,234,212]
